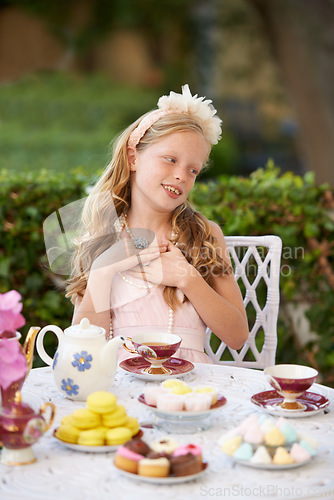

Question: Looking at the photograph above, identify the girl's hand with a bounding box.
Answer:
[85,233,167,314]
[127,241,194,288]
[90,232,166,276]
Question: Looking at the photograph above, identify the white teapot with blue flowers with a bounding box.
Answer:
[36,318,124,401]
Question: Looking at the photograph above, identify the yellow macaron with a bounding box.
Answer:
[77,427,106,446]
[105,427,132,445]
[102,405,128,428]
[124,416,140,436]
[86,391,117,414]
[60,414,77,427]
[71,408,101,429]
[55,424,80,444]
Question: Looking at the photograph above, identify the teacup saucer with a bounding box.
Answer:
[119,356,194,381]
[251,390,329,417]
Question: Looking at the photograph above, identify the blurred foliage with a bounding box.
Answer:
[0,73,159,174]
[0,162,333,386]
[0,0,194,84]
[0,73,240,175]
[190,161,334,386]
[0,168,86,359]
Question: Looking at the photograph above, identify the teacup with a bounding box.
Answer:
[123,332,182,375]
[264,364,318,410]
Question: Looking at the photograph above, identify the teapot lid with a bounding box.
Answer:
[65,318,104,338]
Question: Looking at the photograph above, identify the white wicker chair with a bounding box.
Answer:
[204,235,282,369]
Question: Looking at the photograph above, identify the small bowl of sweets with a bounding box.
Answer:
[114,436,208,483]
[219,413,318,470]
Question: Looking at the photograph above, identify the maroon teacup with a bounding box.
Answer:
[264,364,318,410]
[123,332,182,375]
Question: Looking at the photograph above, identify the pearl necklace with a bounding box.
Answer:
[120,273,154,289]
[115,213,149,249]
[108,214,174,337]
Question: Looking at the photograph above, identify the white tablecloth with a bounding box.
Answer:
[1,364,333,500]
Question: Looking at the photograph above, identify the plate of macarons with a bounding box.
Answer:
[219,413,317,470]
[113,436,208,484]
[53,390,142,453]
[138,379,226,419]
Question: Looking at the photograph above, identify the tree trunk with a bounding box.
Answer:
[248,0,334,186]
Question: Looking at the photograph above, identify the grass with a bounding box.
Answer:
[0,72,161,177]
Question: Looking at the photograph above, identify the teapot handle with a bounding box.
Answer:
[36,325,64,366]
[40,402,56,432]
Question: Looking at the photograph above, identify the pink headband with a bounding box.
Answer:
[127,84,222,149]
[128,109,176,149]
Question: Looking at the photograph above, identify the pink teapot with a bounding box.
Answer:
[0,391,55,465]
[0,327,40,407]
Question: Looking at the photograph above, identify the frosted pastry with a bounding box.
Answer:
[260,417,275,434]
[173,443,202,459]
[299,439,317,456]
[233,442,253,461]
[151,438,179,454]
[264,427,286,447]
[143,386,167,406]
[272,447,294,465]
[298,432,318,450]
[156,393,184,412]
[250,445,272,465]
[243,424,264,444]
[124,438,151,456]
[169,453,202,477]
[279,422,297,443]
[138,457,170,477]
[290,442,311,463]
[238,414,259,435]
[161,379,186,390]
[184,392,212,411]
[221,436,242,456]
[114,446,144,474]
[218,428,241,446]
[195,386,218,405]
[170,385,193,395]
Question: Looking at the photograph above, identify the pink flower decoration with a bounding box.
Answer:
[0,338,27,390]
[0,290,26,334]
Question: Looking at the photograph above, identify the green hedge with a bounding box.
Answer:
[190,162,334,386]
[1,163,333,385]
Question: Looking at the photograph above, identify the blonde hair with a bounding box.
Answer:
[66,112,231,308]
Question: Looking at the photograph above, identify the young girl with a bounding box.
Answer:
[66,85,248,363]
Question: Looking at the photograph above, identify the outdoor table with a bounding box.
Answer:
[1,363,333,500]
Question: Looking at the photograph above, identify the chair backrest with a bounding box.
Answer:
[204,235,282,369]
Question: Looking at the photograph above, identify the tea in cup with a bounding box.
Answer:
[264,364,318,410]
[123,332,182,375]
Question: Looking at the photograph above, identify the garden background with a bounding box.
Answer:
[0,0,333,386]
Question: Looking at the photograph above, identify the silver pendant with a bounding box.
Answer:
[133,236,149,249]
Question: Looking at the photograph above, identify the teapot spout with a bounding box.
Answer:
[23,326,41,374]
[101,336,125,374]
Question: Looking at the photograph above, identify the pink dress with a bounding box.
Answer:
[110,273,213,364]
